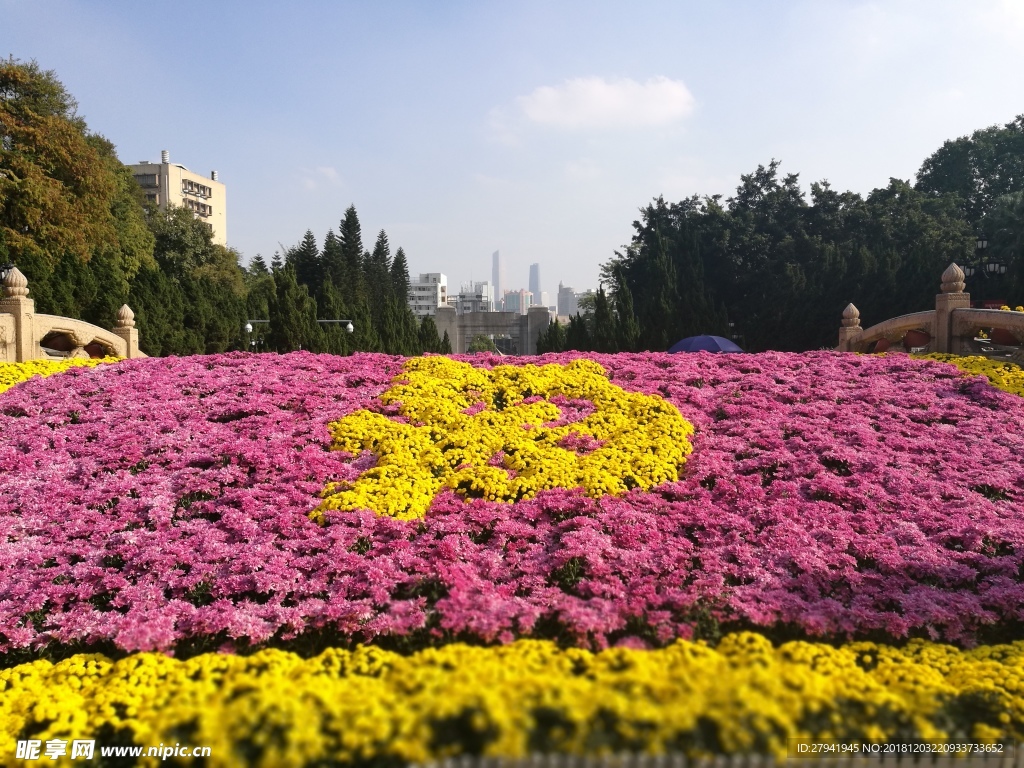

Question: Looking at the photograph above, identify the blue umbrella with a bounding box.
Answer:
[668,335,744,353]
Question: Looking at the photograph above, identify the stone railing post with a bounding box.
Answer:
[838,303,861,352]
[935,263,970,354]
[0,268,37,362]
[112,304,142,358]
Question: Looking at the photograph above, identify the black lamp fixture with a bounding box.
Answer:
[963,233,1005,278]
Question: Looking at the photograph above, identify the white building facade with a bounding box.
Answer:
[129,150,227,246]
[456,281,495,314]
[407,273,448,318]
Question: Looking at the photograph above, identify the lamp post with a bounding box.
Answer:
[962,233,1007,308]
[243,319,354,352]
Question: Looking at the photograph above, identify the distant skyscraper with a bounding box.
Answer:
[529,263,541,305]
[557,281,578,316]
[491,251,504,304]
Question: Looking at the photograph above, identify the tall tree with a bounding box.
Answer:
[564,313,592,351]
[418,315,444,353]
[249,254,269,275]
[612,271,641,352]
[0,58,155,322]
[338,205,365,306]
[267,263,324,352]
[319,230,344,301]
[536,318,567,353]
[983,192,1024,302]
[591,285,618,352]
[390,246,411,301]
[289,229,322,292]
[318,277,352,355]
[915,115,1024,225]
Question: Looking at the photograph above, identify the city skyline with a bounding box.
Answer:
[5,1,1024,290]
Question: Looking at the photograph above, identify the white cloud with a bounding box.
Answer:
[297,165,342,190]
[517,76,695,130]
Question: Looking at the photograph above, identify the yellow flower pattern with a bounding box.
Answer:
[0,357,119,395]
[311,357,695,521]
[916,353,1024,397]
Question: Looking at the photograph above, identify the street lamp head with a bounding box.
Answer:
[977,233,988,251]
[345,322,354,333]
[963,265,976,278]
[244,322,253,334]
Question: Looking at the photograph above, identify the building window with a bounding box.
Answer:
[182,180,213,198]
[133,173,158,188]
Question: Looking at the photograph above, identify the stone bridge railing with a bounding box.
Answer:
[839,264,1024,358]
[0,267,144,362]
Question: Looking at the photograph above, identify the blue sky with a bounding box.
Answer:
[4,1,1024,295]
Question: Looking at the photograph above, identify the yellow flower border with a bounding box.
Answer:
[1,634,1020,767]
[915,353,1024,398]
[311,357,695,521]
[0,357,120,396]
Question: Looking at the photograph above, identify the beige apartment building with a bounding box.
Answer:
[129,150,227,246]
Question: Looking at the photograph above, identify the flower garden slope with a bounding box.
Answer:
[0,351,1022,658]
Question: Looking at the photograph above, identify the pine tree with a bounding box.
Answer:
[441,330,453,353]
[318,277,352,355]
[378,298,403,354]
[319,230,344,302]
[366,230,392,328]
[418,316,443,353]
[338,206,365,307]
[390,247,411,301]
[536,318,567,353]
[249,254,269,275]
[129,264,190,356]
[289,229,322,292]
[268,264,324,352]
[612,269,642,351]
[591,286,618,352]
[565,313,592,351]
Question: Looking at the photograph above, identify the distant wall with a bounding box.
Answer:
[435,306,550,355]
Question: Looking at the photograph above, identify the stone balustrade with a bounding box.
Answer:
[0,267,144,362]
[839,263,1024,359]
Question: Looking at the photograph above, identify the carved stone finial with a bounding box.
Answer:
[115,304,136,329]
[841,303,861,328]
[3,267,29,298]
[941,263,966,293]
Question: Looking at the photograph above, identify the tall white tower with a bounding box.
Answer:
[491,251,504,310]
[529,263,541,305]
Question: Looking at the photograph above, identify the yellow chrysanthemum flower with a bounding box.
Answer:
[310,358,695,521]
[0,357,119,395]
[2,636,1020,766]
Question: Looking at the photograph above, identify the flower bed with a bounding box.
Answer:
[0,351,1022,763]
[3,635,1021,764]
[0,357,117,395]
[917,353,1024,397]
